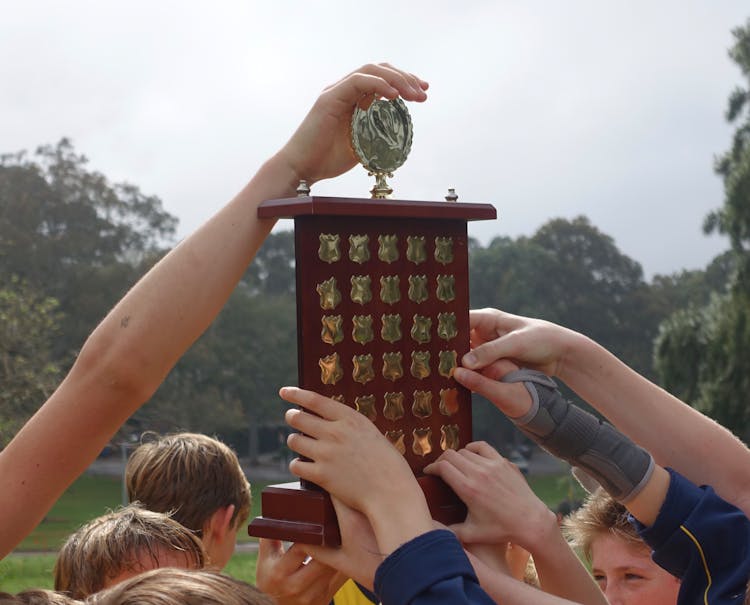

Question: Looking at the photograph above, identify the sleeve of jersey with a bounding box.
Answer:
[373,530,496,605]
[631,468,750,605]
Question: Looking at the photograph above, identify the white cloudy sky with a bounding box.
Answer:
[2,1,748,278]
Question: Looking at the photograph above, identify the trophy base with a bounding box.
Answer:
[247,476,466,546]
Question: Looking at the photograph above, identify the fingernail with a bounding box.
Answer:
[463,352,477,368]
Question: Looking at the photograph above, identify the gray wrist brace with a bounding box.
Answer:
[502,369,654,503]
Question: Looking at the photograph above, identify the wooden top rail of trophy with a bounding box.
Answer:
[258,195,497,221]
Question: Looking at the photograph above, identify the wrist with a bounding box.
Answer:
[260,152,306,197]
[626,465,670,526]
[556,329,591,383]
[514,506,558,553]
[367,490,433,555]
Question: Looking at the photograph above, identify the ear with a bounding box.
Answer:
[204,504,236,543]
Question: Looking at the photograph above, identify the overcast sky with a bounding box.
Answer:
[3,1,748,278]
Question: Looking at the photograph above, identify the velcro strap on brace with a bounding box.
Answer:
[501,369,654,503]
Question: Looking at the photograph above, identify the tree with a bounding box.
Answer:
[468,217,670,451]
[649,251,735,315]
[242,230,296,296]
[0,139,177,358]
[0,277,63,446]
[705,18,750,288]
[138,284,298,457]
[470,216,659,376]
[656,19,750,437]
[656,291,750,439]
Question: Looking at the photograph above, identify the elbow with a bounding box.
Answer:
[71,329,163,410]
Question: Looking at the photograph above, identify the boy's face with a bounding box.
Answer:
[105,546,198,590]
[591,534,680,605]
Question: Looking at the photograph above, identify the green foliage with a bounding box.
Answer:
[0,277,63,446]
[468,216,676,445]
[657,18,750,438]
[649,251,735,315]
[654,299,715,405]
[0,140,302,447]
[243,231,296,296]
[0,136,738,453]
[470,216,659,377]
[139,285,297,439]
[0,139,176,358]
[657,291,750,438]
[705,18,750,289]
[697,290,750,434]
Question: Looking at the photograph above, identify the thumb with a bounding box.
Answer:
[449,522,482,545]
[453,367,532,419]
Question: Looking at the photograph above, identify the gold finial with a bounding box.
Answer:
[296,180,311,197]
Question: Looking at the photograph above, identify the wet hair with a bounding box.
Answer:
[125,432,251,535]
[54,504,205,598]
[85,568,273,605]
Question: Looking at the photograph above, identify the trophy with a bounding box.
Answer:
[248,96,496,545]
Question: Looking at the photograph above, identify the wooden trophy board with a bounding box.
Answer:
[248,196,496,546]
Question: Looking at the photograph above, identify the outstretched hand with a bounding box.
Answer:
[461,308,578,378]
[280,387,433,555]
[278,63,428,186]
[281,387,418,515]
[424,441,555,551]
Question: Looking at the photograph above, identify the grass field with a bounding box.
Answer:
[0,471,583,593]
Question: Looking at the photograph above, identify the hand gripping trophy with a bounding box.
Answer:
[248,95,496,545]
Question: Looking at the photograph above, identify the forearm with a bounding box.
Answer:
[82,154,291,391]
[559,333,750,516]
[368,492,434,556]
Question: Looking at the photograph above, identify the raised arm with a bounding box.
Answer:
[0,63,429,558]
[459,308,750,517]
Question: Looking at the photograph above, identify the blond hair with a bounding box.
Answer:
[125,432,251,534]
[85,568,273,605]
[54,504,205,599]
[562,488,646,561]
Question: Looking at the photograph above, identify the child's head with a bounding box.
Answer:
[563,489,680,605]
[85,568,273,605]
[54,504,205,599]
[125,432,251,568]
